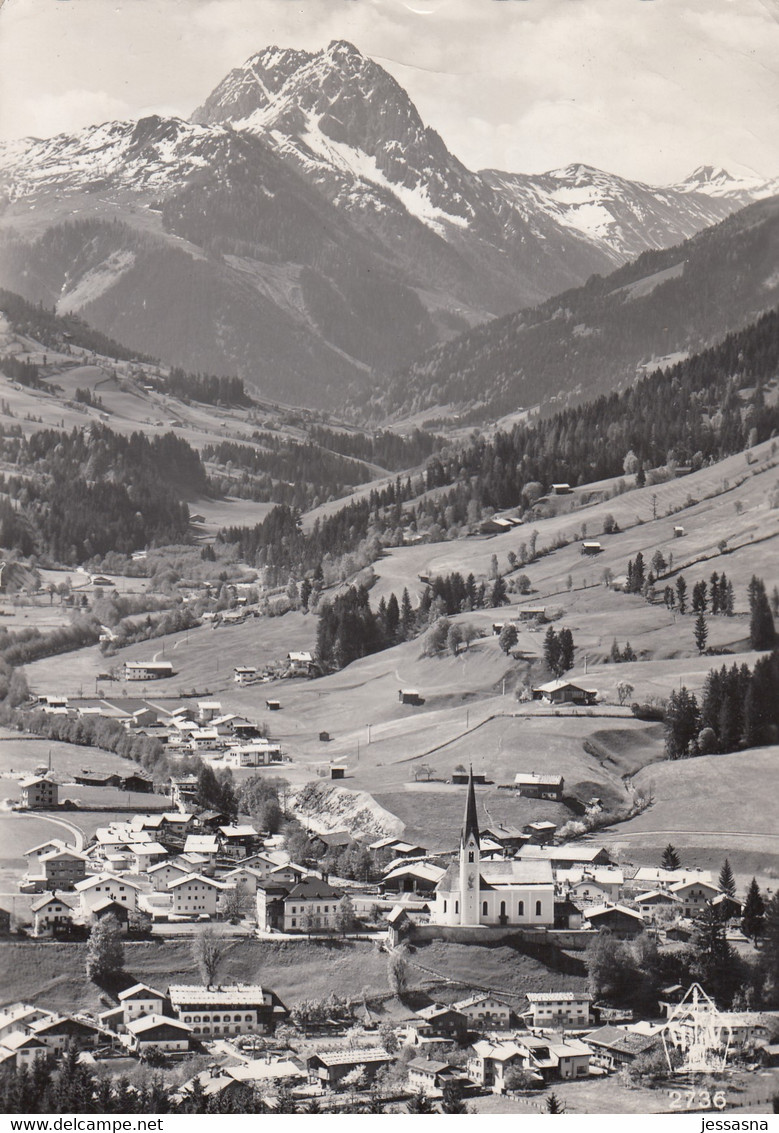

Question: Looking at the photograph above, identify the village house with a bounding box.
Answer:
[218,825,260,858]
[224,741,283,768]
[407,1056,461,1095]
[19,776,59,809]
[283,879,343,932]
[415,1004,469,1043]
[287,651,316,676]
[523,992,593,1030]
[669,878,722,917]
[118,983,168,1027]
[183,834,220,864]
[531,680,598,706]
[124,660,174,681]
[255,880,292,932]
[306,1048,393,1089]
[146,859,193,891]
[513,773,565,800]
[0,1032,49,1068]
[89,898,131,932]
[28,1015,101,1054]
[26,847,89,892]
[168,984,288,1037]
[467,1039,526,1091]
[634,890,682,920]
[584,904,645,937]
[126,1015,191,1055]
[452,994,513,1029]
[539,1037,592,1079]
[0,1005,54,1043]
[74,874,140,917]
[518,844,614,870]
[167,873,223,917]
[584,1025,660,1070]
[23,839,66,866]
[233,666,257,685]
[557,867,625,905]
[30,892,76,936]
[197,700,222,723]
[382,861,447,896]
[630,866,714,893]
[128,842,168,874]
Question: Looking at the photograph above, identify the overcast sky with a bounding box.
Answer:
[0,0,777,184]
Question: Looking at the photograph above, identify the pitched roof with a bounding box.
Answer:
[526,991,591,1003]
[30,893,76,913]
[309,1047,391,1067]
[167,872,223,890]
[167,985,269,1007]
[584,1025,658,1055]
[285,879,342,901]
[118,983,166,1001]
[126,1014,192,1036]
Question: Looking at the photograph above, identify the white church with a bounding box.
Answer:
[432,768,555,928]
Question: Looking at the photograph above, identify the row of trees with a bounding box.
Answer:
[543,626,575,677]
[664,650,779,757]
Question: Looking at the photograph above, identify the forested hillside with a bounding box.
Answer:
[359,196,779,423]
[220,309,779,581]
[0,424,204,561]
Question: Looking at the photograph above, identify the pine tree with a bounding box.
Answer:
[748,575,776,650]
[741,877,766,940]
[545,1092,565,1113]
[491,575,508,606]
[676,575,687,614]
[724,579,735,616]
[694,612,708,653]
[544,627,561,676]
[718,859,736,898]
[710,572,720,615]
[558,627,575,673]
[662,844,681,870]
[385,592,400,641]
[692,580,708,614]
[664,687,700,758]
[400,587,414,638]
[689,905,739,1005]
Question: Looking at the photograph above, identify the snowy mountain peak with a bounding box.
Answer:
[684,164,733,185]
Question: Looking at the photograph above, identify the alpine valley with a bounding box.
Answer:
[1,40,777,411]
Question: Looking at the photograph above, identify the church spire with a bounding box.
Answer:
[461,764,480,847]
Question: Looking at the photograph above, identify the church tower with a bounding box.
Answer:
[458,766,481,925]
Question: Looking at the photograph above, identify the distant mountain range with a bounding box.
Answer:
[359,196,779,424]
[0,40,777,408]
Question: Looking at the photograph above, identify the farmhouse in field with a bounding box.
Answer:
[513,772,564,799]
[233,666,257,685]
[532,679,597,706]
[124,660,174,681]
[580,541,603,555]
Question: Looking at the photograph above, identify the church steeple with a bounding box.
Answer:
[461,765,480,847]
[459,764,481,925]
